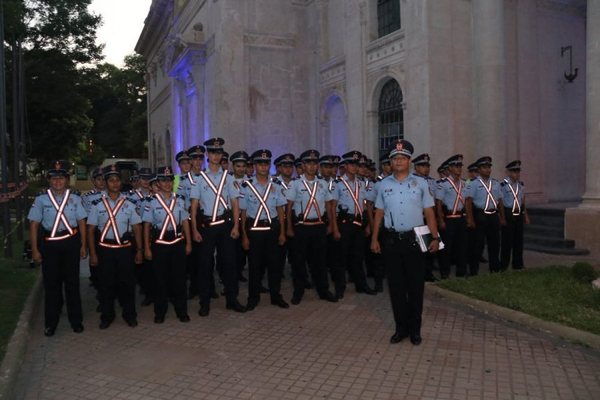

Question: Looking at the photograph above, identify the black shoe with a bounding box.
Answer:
[211,290,219,299]
[335,292,344,299]
[141,297,153,306]
[178,314,191,323]
[154,315,165,324]
[125,318,138,327]
[99,320,112,330]
[72,324,84,334]
[198,304,210,317]
[226,301,247,313]
[319,291,338,303]
[410,334,422,345]
[271,298,289,309]
[357,286,377,295]
[375,281,384,293]
[259,285,269,294]
[390,331,408,344]
[44,327,55,337]
[246,300,258,311]
[291,292,303,305]
[239,274,248,282]
[304,280,313,289]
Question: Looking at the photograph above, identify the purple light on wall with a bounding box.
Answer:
[325,95,348,155]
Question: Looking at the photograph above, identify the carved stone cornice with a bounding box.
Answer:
[366,29,405,67]
[319,55,346,84]
[243,32,296,49]
[168,43,208,79]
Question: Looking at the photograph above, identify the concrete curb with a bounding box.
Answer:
[0,273,43,400]
[426,284,600,350]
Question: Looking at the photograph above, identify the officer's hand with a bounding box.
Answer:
[439,220,446,231]
[193,230,202,243]
[364,225,371,237]
[185,242,192,255]
[286,227,295,238]
[32,249,42,265]
[242,236,250,251]
[326,225,333,235]
[371,240,381,254]
[467,218,475,229]
[80,245,88,259]
[144,248,152,261]
[428,240,440,253]
[89,254,99,267]
[230,226,239,240]
[333,228,341,241]
[134,251,143,265]
[278,234,286,246]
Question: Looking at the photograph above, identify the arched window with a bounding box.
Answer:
[378,0,401,38]
[378,79,404,160]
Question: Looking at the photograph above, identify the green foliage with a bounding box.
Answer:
[437,266,600,335]
[571,262,598,284]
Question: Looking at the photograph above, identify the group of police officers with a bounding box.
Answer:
[28,137,527,345]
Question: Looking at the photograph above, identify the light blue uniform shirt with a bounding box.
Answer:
[28,190,87,231]
[332,174,368,215]
[500,178,525,212]
[413,173,436,197]
[374,174,434,232]
[239,178,287,220]
[126,188,150,216]
[142,193,189,230]
[435,176,467,212]
[285,175,333,219]
[87,193,142,240]
[81,189,103,215]
[177,172,202,210]
[189,168,239,217]
[465,177,502,211]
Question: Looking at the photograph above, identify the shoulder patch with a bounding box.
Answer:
[91,198,103,206]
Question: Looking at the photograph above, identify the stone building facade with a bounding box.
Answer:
[136,0,600,253]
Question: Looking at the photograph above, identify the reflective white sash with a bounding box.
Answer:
[478,178,498,213]
[446,178,464,215]
[504,179,521,215]
[301,180,321,223]
[134,189,144,200]
[99,197,127,247]
[199,170,229,225]
[186,172,197,186]
[245,180,273,231]
[339,179,363,226]
[155,194,183,244]
[47,189,74,240]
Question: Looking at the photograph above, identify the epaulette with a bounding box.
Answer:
[146,195,155,201]
[91,198,103,206]
[436,178,446,184]
[175,193,184,199]
[500,181,507,187]
[228,171,234,176]
[125,198,137,206]
[271,177,281,185]
[71,190,81,196]
[317,174,323,180]
[241,181,248,188]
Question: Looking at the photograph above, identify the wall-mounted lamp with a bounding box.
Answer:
[561,46,578,83]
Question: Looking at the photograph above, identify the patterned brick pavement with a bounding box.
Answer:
[13,258,600,400]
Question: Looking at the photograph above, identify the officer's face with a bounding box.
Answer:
[448,164,462,177]
[479,165,491,178]
[246,164,254,176]
[207,151,222,166]
[345,162,359,176]
[233,161,246,178]
[303,161,318,176]
[295,165,303,176]
[391,155,410,173]
[93,176,106,190]
[157,178,173,193]
[220,160,229,171]
[139,177,150,189]
[382,163,392,175]
[49,176,67,191]
[508,170,520,181]
[359,165,368,176]
[280,164,293,178]
[179,159,192,173]
[106,175,122,193]
[415,164,431,177]
[191,155,204,171]
[255,161,270,177]
[320,164,334,178]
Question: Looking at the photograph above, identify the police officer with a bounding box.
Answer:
[81,166,105,295]
[28,160,88,336]
[190,137,246,316]
[221,151,230,172]
[174,150,192,196]
[273,153,296,280]
[370,141,440,345]
[142,166,192,323]
[240,149,289,310]
[230,150,251,283]
[285,149,338,305]
[500,160,529,270]
[331,150,377,299]
[294,158,304,177]
[87,165,143,329]
[319,155,338,287]
[245,158,255,178]
[378,154,392,180]
[465,156,505,274]
[435,154,468,278]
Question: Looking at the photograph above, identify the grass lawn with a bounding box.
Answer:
[0,256,37,362]
[437,266,600,335]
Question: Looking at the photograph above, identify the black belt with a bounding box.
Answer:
[247,217,278,227]
[384,229,415,241]
[475,208,497,215]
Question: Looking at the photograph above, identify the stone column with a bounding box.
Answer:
[565,0,600,257]
[472,0,506,168]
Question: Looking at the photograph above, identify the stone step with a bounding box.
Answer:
[524,224,564,239]
[524,233,576,249]
[524,243,590,256]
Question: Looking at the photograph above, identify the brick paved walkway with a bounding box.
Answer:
[13,254,600,400]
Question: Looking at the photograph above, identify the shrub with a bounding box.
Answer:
[571,262,598,283]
